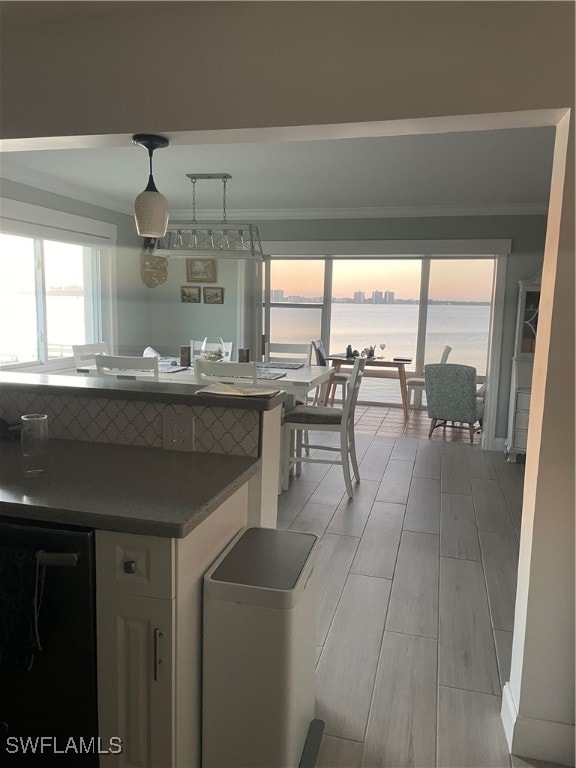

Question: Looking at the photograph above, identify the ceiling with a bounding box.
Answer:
[0,126,555,221]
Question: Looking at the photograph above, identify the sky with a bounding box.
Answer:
[2,234,84,291]
[271,258,494,302]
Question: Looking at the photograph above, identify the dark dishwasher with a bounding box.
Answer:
[0,518,98,767]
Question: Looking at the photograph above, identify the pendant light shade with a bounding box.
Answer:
[132,134,169,238]
[134,186,169,238]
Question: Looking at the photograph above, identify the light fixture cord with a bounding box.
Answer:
[222,176,228,224]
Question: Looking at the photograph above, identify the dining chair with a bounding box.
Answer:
[312,339,351,405]
[95,354,159,380]
[406,345,452,405]
[424,362,484,443]
[191,340,234,361]
[194,359,258,384]
[72,342,108,370]
[265,342,312,364]
[282,357,366,498]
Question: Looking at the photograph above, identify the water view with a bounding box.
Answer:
[271,303,491,404]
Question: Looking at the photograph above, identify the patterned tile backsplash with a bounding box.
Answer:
[0,390,259,457]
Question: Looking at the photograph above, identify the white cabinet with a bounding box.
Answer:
[97,593,175,767]
[506,274,540,461]
[95,485,249,767]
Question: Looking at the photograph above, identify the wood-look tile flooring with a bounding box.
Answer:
[277,409,535,768]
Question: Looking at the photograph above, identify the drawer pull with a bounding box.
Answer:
[123,559,137,574]
[153,627,163,681]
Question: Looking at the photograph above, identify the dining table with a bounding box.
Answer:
[78,360,334,411]
[160,363,333,409]
[326,356,411,419]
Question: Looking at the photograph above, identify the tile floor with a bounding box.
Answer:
[354,404,483,443]
[276,408,565,768]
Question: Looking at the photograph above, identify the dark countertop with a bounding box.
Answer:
[0,439,260,538]
[0,371,285,411]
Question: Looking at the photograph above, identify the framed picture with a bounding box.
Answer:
[181,286,201,303]
[203,286,224,305]
[186,258,216,283]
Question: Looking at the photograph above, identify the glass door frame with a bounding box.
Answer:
[262,240,510,449]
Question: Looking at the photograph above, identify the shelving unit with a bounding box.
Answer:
[505,273,541,461]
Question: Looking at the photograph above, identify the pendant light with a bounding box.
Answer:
[132,133,170,238]
[157,173,263,261]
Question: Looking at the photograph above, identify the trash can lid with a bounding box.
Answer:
[210,527,316,591]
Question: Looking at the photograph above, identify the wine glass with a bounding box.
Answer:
[379,343,386,359]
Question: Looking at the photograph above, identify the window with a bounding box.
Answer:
[0,199,115,368]
[0,234,38,364]
[0,234,102,364]
[264,253,496,405]
[426,259,493,375]
[330,260,422,403]
[265,259,325,344]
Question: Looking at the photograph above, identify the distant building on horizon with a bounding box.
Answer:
[354,291,365,303]
[372,290,383,304]
[271,289,284,302]
[384,290,395,304]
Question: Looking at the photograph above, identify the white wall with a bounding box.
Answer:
[147,255,242,355]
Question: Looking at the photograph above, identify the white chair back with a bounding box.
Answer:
[265,342,312,364]
[194,360,258,385]
[281,356,367,498]
[440,345,452,364]
[191,340,234,361]
[72,342,108,369]
[95,354,159,380]
[342,357,367,423]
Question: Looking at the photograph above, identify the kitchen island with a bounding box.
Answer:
[0,372,284,767]
[0,370,284,528]
[0,438,259,538]
[0,438,259,768]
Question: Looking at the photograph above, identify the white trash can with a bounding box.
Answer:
[202,527,319,768]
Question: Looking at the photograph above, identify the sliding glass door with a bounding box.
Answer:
[426,259,493,374]
[264,255,495,405]
[330,260,421,403]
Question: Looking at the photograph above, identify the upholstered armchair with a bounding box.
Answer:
[424,363,484,443]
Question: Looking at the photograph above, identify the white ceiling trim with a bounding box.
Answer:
[261,239,512,257]
[0,165,132,217]
[0,198,117,245]
[0,108,565,152]
[170,203,548,220]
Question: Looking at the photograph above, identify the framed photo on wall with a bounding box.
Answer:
[181,286,201,303]
[186,258,216,282]
[203,286,224,305]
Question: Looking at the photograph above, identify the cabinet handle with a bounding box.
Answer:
[123,560,137,574]
[153,627,163,681]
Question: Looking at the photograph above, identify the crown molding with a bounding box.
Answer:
[169,202,549,220]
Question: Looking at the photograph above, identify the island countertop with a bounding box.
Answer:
[0,371,285,411]
[0,439,260,538]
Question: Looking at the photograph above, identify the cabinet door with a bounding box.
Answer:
[97,593,174,768]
